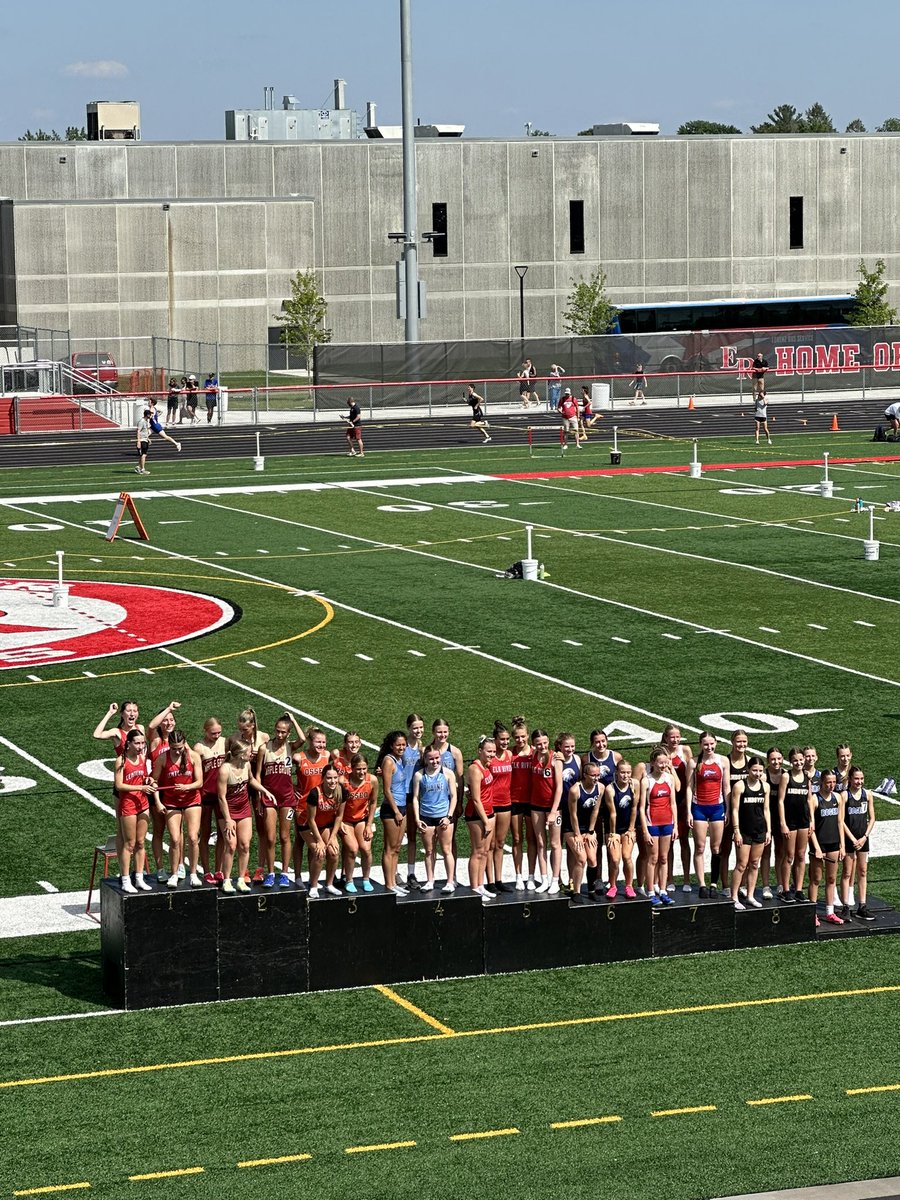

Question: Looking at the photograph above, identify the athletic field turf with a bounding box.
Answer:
[1,428,899,1198]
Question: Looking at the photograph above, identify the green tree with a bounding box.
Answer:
[577,127,595,136]
[877,117,900,131]
[274,269,332,372]
[845,117,867,133]
[801,102,835,132]
[18,126,87,141]
[752,103,803,133]
[850,259,897,327]
[528,128,552,137]
[563,267,618,336]
[677,120,742,134]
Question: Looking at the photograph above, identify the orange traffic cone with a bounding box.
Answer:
[687,395,695,411]
[831,413,840,431]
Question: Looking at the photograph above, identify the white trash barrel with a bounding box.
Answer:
[591,382,611,409]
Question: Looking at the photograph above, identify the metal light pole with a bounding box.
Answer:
[400,0,418,342]
[515,265,528,339]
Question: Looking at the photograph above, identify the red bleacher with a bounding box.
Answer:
[0,396,119,435]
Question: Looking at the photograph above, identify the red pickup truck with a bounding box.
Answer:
[71,351,118,393]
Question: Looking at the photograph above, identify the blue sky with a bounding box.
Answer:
[1,0,897,141]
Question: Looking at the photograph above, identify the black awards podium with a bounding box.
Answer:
[102,876,849,1010]
[101,877,219,1009]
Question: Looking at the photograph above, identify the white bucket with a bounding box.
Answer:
[819,480,834,498]
[864,540,880,561]
[591,382,611,410]
[52,585,69,608]
[689,462,702,479]
[253,456,265,472]
[521,558,539,581]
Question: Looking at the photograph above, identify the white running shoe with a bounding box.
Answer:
[441,881,457,894]
[176,442,182,452]
[734,899,746,912]
[121,876,136,893]
[178,863,186,879]
[189,873,203,888]
[526,878,537,892]
[762,887,773,900]
[746,895,762,909]
[548,879,560,895]
[326,884,342,896]
[167,874,178,889]
[135,874,152,892]
[536,879,551,893]
[682,884,692,893]
[515,876,525,891]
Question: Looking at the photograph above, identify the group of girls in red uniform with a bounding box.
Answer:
[94,702,877,920]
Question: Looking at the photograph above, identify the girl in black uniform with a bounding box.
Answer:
[777,747,812,902]
[562,761,602,900]
[760,747,785,900]
[713,729,748,895]
[808,768,844,926]
[841,766,876,922]
[730,756,770,909]
[604,759,638,898]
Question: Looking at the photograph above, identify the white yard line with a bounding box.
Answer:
[0,734,115,818]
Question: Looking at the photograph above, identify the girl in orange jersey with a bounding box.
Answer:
[486,722,514,892]
[331,730,362,777]
[509,718,536,889]
[306,764,346,898]
[465,737,497,903]
[114,729,156,892]
[217,740,269,893]
[340,753,379,892]
[194,717,227,883]
[639,746,677,906]
[152,729,203,888]
[292,728,330,890]
[256,713,305,888]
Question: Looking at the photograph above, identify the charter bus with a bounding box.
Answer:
[611,294,855,335]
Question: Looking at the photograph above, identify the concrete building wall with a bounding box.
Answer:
[0,134,898,357]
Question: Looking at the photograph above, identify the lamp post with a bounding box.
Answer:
[514,265,528,340]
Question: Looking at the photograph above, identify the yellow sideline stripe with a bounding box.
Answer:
[847,1083,900,1096]
[127,1167,204,1181]
[651,1105,717,1118]
[13,1186,91,1197]
[3,983,899,1091]
[746,1094,813,1106]
[550,1116,622,1129]
[373,985,456,1034]
[237,1154,312,1168]
[449,1128,519,1142]
[345,1141,416,1154]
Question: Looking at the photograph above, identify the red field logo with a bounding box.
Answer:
[0,579,235,669]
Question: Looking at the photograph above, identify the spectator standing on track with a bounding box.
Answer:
[547,363,565,411]
[517,358,537,408]
[630,364,647,405]
[166,377,182,427]
[751,352,769,400]
[466,384,492,443]
[343,397,364,456]
[184,375,200,424]
[204,372,219,424]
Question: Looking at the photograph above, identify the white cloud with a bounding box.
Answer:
[63,60,128,79]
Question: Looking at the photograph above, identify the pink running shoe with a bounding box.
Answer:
[605,884,617,899]
[624,885,637,898]
[824,913,845,925]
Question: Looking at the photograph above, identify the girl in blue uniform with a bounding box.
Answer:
[410,746,458,892]
[603,759,638,898]
[402,713,426,889]
[841,766,876,921]
[562,760,602,899]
